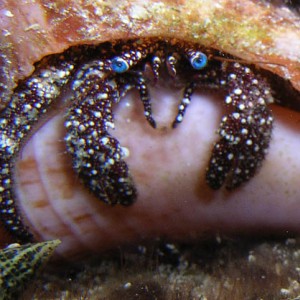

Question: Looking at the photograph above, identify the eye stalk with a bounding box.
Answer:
[111,57,130,73]
[190,52,208,70]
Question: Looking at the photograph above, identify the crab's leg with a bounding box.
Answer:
[172,82,196,128]
[206,62,274,189]
[133,75,157,128]
[65,67,137,206]
[0,56,76,242]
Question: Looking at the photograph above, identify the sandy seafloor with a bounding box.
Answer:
[21,235,300,300]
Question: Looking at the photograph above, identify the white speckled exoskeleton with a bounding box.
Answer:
[0,38,274,242]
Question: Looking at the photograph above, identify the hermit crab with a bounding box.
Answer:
[2,1,300,259]
[0,35,286,243]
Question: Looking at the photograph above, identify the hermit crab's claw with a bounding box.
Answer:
[65,68,137,206]
[206,62,274,189]
[0,52,77,243]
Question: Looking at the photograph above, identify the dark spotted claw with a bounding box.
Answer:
[206,63,274,190]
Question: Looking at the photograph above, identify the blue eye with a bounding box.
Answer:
[111,57,129,73]
[190,52,207,70]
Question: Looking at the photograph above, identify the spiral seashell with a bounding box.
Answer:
[0,240,60,299]
[1,0,300,260]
